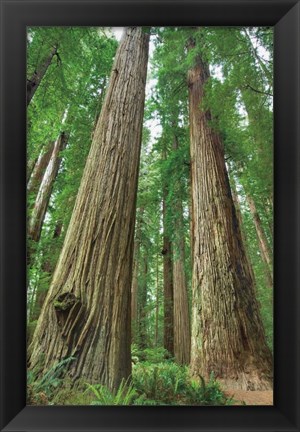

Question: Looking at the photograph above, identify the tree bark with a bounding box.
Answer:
[137,254,148,349]
[246,194,273,288]
[28,27,149,391]
[172,136,191,365]
[162,188,174,356]
[131,208,143,343]
[28,132,68,246]
[188,38,272,390]
[155,252,160,347]
[230,176,257,286]
[27,141,55,196]
[27,45,58,106]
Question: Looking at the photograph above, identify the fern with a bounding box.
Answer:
[86,378,137,406]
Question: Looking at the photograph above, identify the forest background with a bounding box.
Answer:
[26,26,273,406]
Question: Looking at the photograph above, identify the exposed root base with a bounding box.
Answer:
[218,372,273,391]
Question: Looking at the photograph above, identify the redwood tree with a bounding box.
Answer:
[162,167,174,356]
[172,136,190,365]
[28,131,68,265]
[28,27,149,391]
[188,36,272,390]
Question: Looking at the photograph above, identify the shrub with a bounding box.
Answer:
[132,362,187,405]
[185,373,233,406]
[131,344,172,363]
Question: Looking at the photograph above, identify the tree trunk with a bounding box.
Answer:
[131,244,139,338]
[27,45,58,106]
[162,190,174,356]
[137,254,148,349]
[172,136,190,365]
[230,176,257,286]
[27,141,55,195]
[155,252,160,347]
[131,208,143,343]
[28,27,149,392]
[246,194,273,288]
[28,132,68,246]
[188,38,272,390]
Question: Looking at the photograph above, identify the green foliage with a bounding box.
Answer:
[185,374,231,406]
[27,356,75,404]
[132,344,172,363]
[132,361,231,406]
[85,379,137,406]
[51,378,94,405]
[132,362,187,404]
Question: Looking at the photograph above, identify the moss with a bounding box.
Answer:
[54,293,76,311]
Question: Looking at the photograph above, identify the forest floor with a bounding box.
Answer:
[224,390,273,405]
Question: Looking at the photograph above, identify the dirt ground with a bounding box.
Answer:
[225,390,273,405]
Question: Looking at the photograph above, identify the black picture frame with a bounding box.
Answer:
[0,0,299,431]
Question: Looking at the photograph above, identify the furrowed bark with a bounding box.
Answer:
[172,136,190,365]
[131,208,143,343]
[188,38,272,390]
[162,185,174,356]
[28,27,149,392]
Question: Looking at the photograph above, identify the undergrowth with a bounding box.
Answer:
[27,347,232,406]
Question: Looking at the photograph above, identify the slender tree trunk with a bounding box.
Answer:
[162,190,174,356]
[27,45,58,106]
[131,244,139,338]
[172,136,190,365]
[27,141,55,195]
[28,28,149,391]
[137,254,148,349]
[188,37,272,390]
[131,208,143,343]
[155,252,160,347]
[246,194,273,288]
[28,132,68,246]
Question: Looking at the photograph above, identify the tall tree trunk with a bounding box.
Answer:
[131,244,139,339]
[131,208,144,343]
[162,190,174,356]
[27,141,55,195]
[28,27,149,391]
[172,136,190,365]
[27,45,58,106]
[28,132,68,249]
[137,254,148,350]
[246,194,273,288]
[188,37,272,390]
[155,252,160,347]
